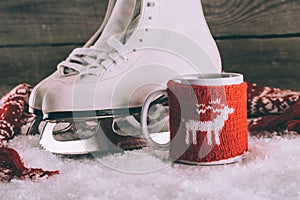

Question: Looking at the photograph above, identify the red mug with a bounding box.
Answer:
[141,73,248,165]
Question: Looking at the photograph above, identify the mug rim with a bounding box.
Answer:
[171,73,244,86]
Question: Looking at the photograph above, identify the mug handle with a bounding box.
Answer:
[141,89,170,151]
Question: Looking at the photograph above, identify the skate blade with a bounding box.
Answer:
[112,115,169,137]
[39,122,120,155]
[113,100,169,136]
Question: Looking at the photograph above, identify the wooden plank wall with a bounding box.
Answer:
[0,0,299,96]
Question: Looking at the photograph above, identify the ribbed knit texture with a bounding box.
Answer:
[167,80,248,164]
[0,84,59,182]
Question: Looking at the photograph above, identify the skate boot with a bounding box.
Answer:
[39,0,222,154]
[27,0,137,135]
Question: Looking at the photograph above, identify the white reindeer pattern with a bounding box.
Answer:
[185,100,234,146]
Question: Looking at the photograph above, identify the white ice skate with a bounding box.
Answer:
[28,0,137,135]
[38,0,222,154]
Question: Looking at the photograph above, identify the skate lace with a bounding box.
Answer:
[57,37,128,78]
[57,47,105,75]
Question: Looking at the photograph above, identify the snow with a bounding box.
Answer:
[2,133,300,200]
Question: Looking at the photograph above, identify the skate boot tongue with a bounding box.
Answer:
[119,0,141,44]
[60,0,142,80]
[57,0,137,76]
[94,0,137,46]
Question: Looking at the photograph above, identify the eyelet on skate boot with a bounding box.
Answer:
[147,2,155,7]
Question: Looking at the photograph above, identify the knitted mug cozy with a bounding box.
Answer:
[168,79,248,164]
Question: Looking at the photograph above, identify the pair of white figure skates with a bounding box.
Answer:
[28,0,222,154]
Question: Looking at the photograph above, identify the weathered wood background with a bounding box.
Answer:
[0,0,300,96]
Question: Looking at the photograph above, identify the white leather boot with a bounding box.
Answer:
[27,0,137,134]
[39,0,222,154]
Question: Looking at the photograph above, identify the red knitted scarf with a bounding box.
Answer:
[247,83,300,133]
[0,84,59,182]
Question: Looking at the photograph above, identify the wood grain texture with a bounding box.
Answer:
[0,0,107,45]
[0,45,77,85]
[202,0,300,36]
[218,38,300,90]
[0,0,299,94]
